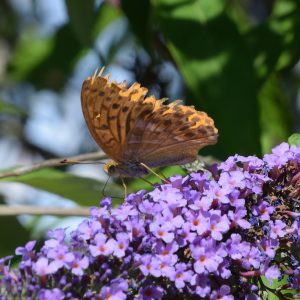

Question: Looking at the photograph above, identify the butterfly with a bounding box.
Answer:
[81,69,218,178]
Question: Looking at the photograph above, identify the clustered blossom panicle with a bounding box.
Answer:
[0,143,300,299]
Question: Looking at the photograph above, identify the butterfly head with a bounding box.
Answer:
[104,160,149,178]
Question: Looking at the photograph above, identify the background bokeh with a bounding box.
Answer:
[0,0,299,255]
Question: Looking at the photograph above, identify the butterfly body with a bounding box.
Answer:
[81,69,218,178]
[104,160,149,178]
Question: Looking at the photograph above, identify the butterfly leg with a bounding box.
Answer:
[101,176,111,198]
[140,163,170,184]
[121,178,127,198]
[101,176,124,200]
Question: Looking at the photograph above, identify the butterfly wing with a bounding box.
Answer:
[81,70,218,170]
[81,72,153,162]
[124,100,218,167]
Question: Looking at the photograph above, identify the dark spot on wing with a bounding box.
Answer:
[198,127,208,135]
[164,119,172,126]
[106,138,115,145]
[184,132,195,138]
[153,118,162,124]
[180,125,189,131]
[101,104,108,110]
[139,109,152,118]
[174,112,183,118]
[112,103,120,109]
[100,124,109,130]
[125,111,132,134]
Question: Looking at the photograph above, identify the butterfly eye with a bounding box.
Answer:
[104,162,116,176]
[106,164,117,176]
[109,164,116,172]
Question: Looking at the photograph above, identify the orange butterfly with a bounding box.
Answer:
[81,69,218,178]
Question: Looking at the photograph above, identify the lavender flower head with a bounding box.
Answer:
[0,142,299,299]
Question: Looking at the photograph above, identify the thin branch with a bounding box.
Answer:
[0,151,108,179]
[0,204,90,216]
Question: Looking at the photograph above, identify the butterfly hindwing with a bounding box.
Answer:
[124,101,218,166]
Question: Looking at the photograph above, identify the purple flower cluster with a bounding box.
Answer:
[0,143,300,299]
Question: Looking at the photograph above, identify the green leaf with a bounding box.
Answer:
[66,0,95,46]
[273,0,300,70]
[259,74,292,154]
[261,275,287,289]
[93,2,122,39]
[8,24,82,90]
[0,100,25,117]
[8,2,122,90]
[8,31,54,83]
[265,292,279,300]
[260,275,289,300]
[152,0,261,158]
[153,0,225,21]
[121,0,152,49]
[288,133,300,146]
[0,168,124,206]
[226,2,252,33]
[0,216,30,256]
[245,0,300,84]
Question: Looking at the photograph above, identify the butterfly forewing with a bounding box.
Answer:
[81,73,155,162]
[81,76,121,161]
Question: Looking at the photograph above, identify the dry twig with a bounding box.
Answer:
[0,204,90,216]
[0,151,107,179]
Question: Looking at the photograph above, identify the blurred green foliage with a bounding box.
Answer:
[288,133,300,146]
[3,0,300,156]
[0,0,300,254]
[0,168,124,206]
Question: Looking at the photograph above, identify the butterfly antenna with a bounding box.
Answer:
[140,163,171,184]
[60,159,106,165]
